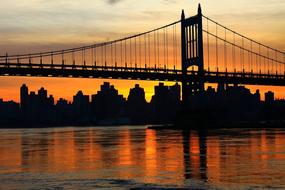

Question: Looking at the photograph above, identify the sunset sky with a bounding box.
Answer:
[0,0,284,102]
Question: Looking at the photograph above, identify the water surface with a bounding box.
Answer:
[0,126,285,189]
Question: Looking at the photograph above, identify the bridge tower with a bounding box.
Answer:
[181,4,205,106]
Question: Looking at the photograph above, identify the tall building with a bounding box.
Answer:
[169,83,181,102]
[217,83,226,93]
[38,87,47,100]
[19,85,56,124]
[91,82,126,120]
[0,99,20,124]
[20,84,28,110]
[128,84,146,102]
[254,90,261,102]
[265,91,274,104]
[127,84,148,123]
[150,83,181,123]
[73,91,90,120]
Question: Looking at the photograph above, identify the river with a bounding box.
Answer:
[0,126,284,189]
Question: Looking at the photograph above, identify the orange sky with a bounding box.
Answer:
[0,0,284,102]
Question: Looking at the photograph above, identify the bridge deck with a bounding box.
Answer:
[1,63,285,86]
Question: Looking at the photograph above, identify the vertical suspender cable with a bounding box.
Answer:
[259,43,261,74]
[101,46,103,66]
[157,30,160,68]
[130,38,132,67]
[216,24,218,72]
[5,53,8,66]
[148,33,150,68]
[39,53,42,67]
[283,52,285,76]
[72,51,75,67]
[248,42,250,73]
[250,41,253,73]
[109,43,114,66]
[104,44,107,67]
[233,32,235,72]
[174,24,177,70]
[164,28,166,68]
[94,46,97,66]
[60,51,63,66]
[92,46,94,67]
[173,25,175,70]
[51,53,53,67]
[207,19,210,72]
[135,37,137,68]
[82,49,83,66]
[139,36,141,68]
[255,43,258,74]
[271,50,273,74]
[145,34,146,67]
[154,31,156,68]
[240,38,243,72]
[275,50,278,75]
[121,41,123,67]
[115,42,117,67]
[166,27,168,70]
[224,28,227,72]
[241,37,245,73]
[125,40,128,67]
[83,48,86,67]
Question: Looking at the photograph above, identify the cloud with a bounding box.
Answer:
[106,0,125,5]
[163,0,176,3]
[211,11,285,21]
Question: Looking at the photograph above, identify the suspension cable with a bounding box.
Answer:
[202,15,284,54]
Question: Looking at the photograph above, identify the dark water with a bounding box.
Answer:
[0,126,285,190]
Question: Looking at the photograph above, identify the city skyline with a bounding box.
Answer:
[0,0,284,102]
[0,82,283,104]
[1,82,182,125]
[1,81,283,127]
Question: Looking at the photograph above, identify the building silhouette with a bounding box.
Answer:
[19,85,55,124]
[0,99,20,125]
[73,91,90,123]
[20,84,28,111]
[150,83,181,123]
[265,91,274,104]
[91,82,127,124]
[127,84,149,124]
[55,98,73,124]
[0,82,285,127]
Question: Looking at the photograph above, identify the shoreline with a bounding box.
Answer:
[1,120,285,129]
[148,120,285,130]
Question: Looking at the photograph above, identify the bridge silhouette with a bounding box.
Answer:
[0,4,284,104]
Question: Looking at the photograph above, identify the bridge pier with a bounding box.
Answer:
[181,4,205,109]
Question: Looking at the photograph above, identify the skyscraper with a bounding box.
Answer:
[265,91,274,104]
[20,84,28,110]
[127,84,148,123]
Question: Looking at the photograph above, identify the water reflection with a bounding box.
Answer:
[145,129,157,180]
[184,130,207,180]
[0,127,285,189]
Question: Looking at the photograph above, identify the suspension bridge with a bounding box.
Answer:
[0,4,284,103]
